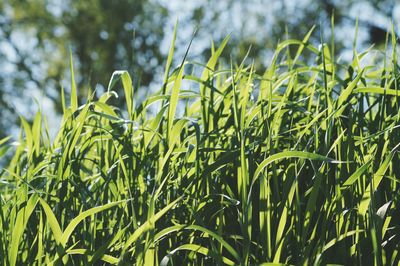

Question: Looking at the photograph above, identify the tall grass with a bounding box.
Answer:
[1,26,400,265]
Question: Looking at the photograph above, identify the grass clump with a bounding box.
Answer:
[1,27,400,265]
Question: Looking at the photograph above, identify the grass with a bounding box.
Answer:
[1,25,400,265]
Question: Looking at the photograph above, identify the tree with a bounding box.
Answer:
[179,0,398,67]
[0,0,167,137]
[0,0,398,139]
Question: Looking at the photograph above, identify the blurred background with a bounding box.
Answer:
[0,0,399,138]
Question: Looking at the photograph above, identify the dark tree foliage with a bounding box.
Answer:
[0,0,167,137]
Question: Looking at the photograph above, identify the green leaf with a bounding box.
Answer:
[253,151,336,184]
[354,86,400,96]
[69,50,78,112]
[359,153,393,216]
[20,117,33,156]
[60,200,126,246]
[119,197,182,259]
[107,70,135,119]
[160,244,235,266]
[163,20,178,88]
[167,63,184,139]
[342,159,372,187]
[9,194,38,266]
[337,69,364,107]
[39,198,63,244]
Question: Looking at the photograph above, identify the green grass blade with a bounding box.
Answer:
[39,198,63,244]
[342,159,373,187]
[359,153,393,216]
[119,197,182,260]
[69,50,78,112]
[60,200,126,246]
[163,20,178,89]
[9,194,38,266]
[161,244,235,266]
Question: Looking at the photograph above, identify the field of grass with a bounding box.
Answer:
[1,26,400,265]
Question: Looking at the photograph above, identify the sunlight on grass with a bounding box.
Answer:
[1,25,400,265]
